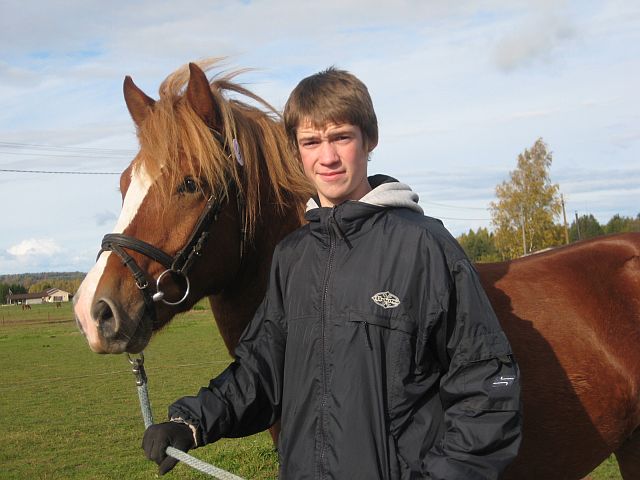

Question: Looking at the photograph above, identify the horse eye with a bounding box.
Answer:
[178,177,198,194]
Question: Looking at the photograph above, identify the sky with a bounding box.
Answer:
[0,0,638,274]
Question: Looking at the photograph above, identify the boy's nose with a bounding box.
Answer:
[318,141,339,164]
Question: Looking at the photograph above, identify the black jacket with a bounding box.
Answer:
[170,176,522,479]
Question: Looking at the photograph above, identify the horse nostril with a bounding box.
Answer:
[92,299,119,338]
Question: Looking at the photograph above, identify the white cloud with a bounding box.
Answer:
[0,61,42,88]
[493,11,577,72]
[95,210,117,227]
[7,238,63,258]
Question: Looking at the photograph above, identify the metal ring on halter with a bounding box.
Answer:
[153,269,190,306]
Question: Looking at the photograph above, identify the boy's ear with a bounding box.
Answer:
[367,138,378,152]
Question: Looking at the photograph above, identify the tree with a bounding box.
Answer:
[605,214,640,235]
[490,138,564,259]
[457,227,500,263]
[29,282,53,294]
[569,214,604,242]
[0,283,27,304]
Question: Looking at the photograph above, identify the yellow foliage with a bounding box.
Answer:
[490,138,564,259]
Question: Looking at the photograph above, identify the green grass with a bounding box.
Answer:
[0,303,622,479]
[0,301,75,324]
[1,304,277,479]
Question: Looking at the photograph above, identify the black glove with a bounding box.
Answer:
[142,421,196,475]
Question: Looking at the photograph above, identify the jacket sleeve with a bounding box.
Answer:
[423,259,522,480]
[167,248,287,446]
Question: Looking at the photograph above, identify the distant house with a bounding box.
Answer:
[43,288,71,303]
[6,288,71,305]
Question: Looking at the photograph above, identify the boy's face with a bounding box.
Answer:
[296,121,374,207]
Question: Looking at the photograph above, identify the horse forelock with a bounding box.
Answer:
[132,58,312,240]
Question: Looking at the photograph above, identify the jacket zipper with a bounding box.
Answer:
[319,207,338,478]
[361,321,372,349]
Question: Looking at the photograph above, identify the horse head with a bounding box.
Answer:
[74,60,311,354]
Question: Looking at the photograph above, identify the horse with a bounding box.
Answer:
[22,303,32,311]
[481,236,640,479]
[73,60,640,480]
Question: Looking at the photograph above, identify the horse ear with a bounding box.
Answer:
[186,63,220,129]
[123,76,155,127]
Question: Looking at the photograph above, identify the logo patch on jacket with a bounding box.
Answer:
[371,291,401,309]
[491,375,516,388]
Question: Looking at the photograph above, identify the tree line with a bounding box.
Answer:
[456,138,639,262]
[458,213,640,263]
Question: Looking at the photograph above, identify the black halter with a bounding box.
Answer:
[98,188,245,320]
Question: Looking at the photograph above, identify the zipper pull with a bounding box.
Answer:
[361,321,372,350]
[329,208,352,248]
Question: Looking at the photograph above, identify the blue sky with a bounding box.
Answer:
[1,0,638,274]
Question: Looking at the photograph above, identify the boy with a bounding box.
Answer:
[143,67,522,479]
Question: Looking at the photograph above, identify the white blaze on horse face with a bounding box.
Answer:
[74,163,158,351]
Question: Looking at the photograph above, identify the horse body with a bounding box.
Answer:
[480,234,640,479]
[73,60,640,479]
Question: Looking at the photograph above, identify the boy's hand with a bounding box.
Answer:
[142,421,195,475]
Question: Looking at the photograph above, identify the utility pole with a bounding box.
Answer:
[520,206,527,256]
[561,194,570,244]
[575,211,581,240]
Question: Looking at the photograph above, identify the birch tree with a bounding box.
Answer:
[490,138,564,259]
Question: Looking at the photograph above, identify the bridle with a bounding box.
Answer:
[99,186,246,321]
[98,170,246,323]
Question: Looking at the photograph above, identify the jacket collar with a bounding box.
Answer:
[304,175,422,243]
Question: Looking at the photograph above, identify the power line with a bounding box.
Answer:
[0,141,135,165]
[1,151,129,159]
[435,215,491,221]
[421,199,490,211]
[0,168,119,175]
[0,141,135,155]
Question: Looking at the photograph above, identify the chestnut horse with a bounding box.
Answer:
[74,60,640,479]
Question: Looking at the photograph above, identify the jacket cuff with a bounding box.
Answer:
[170,416,202,447]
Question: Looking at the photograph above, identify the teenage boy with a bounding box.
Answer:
[143,67,522,479]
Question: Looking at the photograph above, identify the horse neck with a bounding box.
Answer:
[209,199,304,356]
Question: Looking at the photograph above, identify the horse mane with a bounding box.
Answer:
[134,58,313,238]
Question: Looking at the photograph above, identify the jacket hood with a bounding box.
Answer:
[304,175,425,244]
[305,174,423,214]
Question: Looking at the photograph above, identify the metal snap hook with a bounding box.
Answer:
[153,269,191,306]
[127,351,144,365]
[127,352,147,386]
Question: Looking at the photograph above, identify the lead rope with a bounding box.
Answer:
[128,354,246,480]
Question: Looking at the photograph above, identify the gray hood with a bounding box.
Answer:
[306,179,423,214]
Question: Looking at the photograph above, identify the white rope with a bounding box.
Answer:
[137,382,154,428]
[166,446,245,480]
[130,355,246,480]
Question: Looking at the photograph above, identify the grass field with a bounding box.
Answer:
[0,302,622,479]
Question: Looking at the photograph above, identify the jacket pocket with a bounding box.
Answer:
[348,310,415,335]
[448,331,520,412]
[454,331,512,365]
[347,310,418,413]
[347,310,415,350]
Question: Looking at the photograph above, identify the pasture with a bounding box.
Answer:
[0,302,622,479]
